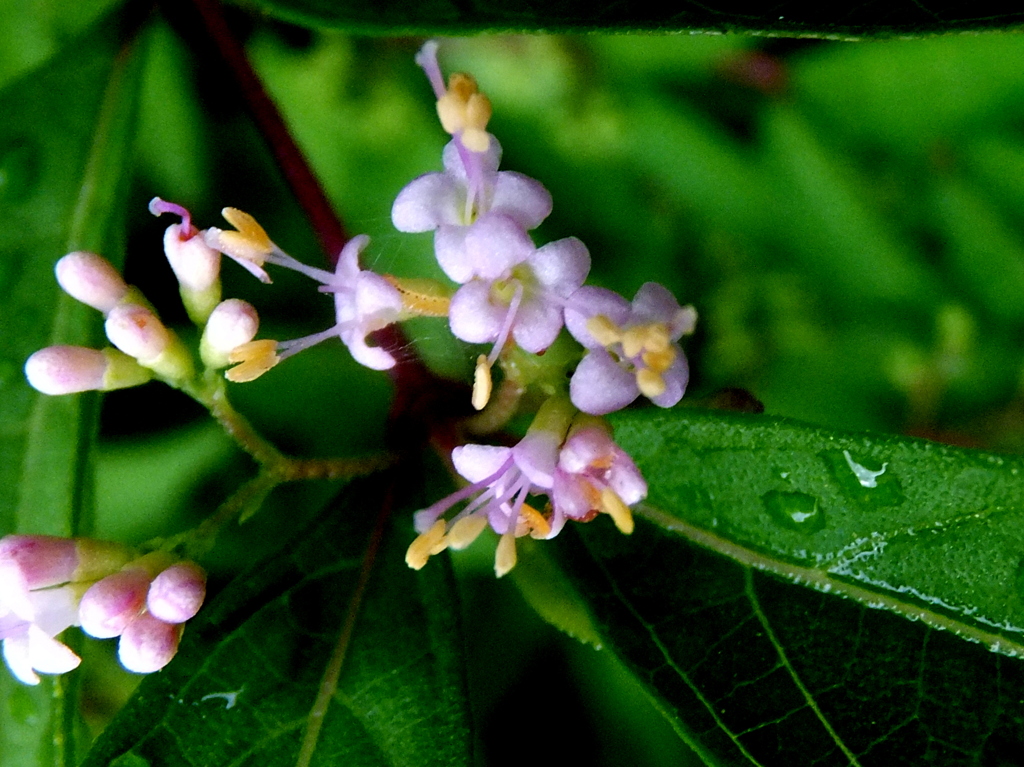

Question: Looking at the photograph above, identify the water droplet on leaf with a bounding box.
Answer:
[823,449,905,508]
[763,490,825,533]
[0,139,40,204]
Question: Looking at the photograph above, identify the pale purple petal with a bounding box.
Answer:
[491,172,553,230]
[631,282,681,325]
[558,427,611,474]
[435,226,473,283]
[334,234,369,283]
[391,173,466,232]
[564,287,631,349]
[453,445,513,483]
[449,281,507,344]
[463,214,535,281]
[342,332,397,371]
[512,431,559,489]
[511,297,562,353]
[29,586,81,636]
[28,628,81,675]
[570,350,639,415]
[649,354,689,409]
[552,471,593,520]
[608,457,648,507]
[528,237,590,296]
[351,273,403,328]
[2,634,38,684]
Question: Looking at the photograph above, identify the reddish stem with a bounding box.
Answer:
[188,0,347,259]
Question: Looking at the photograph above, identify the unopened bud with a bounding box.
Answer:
[105,305,170,363]
[55,252,128,315]
[200,299,259,369]
[117,612,183,674]
[147,562,206,624]
[105,305,193,382]
[78,569,151,639]
[25,346,107,395]
[25,346,153,395]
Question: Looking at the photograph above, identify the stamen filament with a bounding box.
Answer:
[487,281,524,366]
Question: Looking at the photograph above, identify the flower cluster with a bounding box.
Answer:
[0,535,205,685]
[393,43,696,574]
[22,40,699,687]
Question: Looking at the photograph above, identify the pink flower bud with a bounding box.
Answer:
[55,251,128,315]
[105,304,171,363]
[0,535,79,593]
[24,346,108,395]
[78,569,151,639]
[118,612,183,674]
[200,300,259,368]
[163,224,220,293]
[147,562,206,624]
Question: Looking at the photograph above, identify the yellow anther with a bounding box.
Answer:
[599,487,635,534]
[446,515,489,550]
[472,354,493,411]
[217,208,274,264]
[642,346,676,374]
[644,323,671,353]
[518,504,552,540]
[384,275,451,317]
[405,520,449,570]
[620,326,647,359]
[586,315,622,347]
[436,73,492,153]
[494,532,518,577]
[225,339,280,383]
[635,367,666,398]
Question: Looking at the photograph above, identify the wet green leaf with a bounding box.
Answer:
[551,407,1024,764]
[81,476,472,767]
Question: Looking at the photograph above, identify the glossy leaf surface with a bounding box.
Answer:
[549,407,1024,764]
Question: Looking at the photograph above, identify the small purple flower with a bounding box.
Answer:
[404,401,649,577]
[550,423,648,537]
[275,234,405,371]
[392,139,552,269]
[565,283,697,415]
[446,219,591,358]
[407,430,560,576]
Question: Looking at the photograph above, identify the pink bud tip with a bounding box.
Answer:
[55,252,128,315]
[0,535,80,591]
[118,612,183,674]
[24,346,107,395]
[147,562,206,623]
[105,305,170,363]
[78,569,152,639]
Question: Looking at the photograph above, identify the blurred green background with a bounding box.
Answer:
[9,9,1024,763]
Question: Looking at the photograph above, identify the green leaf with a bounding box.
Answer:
[552,407,1024,764]
[620,408,1024,651]
[244,0,1024,37]
[81,476,472,767]
[0,12,146,767]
